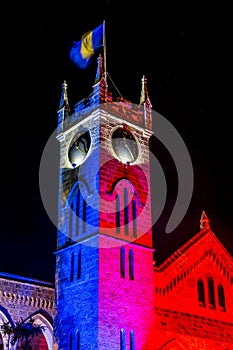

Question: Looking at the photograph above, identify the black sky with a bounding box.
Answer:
[0,1,232,282]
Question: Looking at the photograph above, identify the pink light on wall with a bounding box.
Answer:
[99,157,152,248]
[98,236,155,349]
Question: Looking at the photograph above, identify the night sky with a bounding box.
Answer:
[0,2,232,283]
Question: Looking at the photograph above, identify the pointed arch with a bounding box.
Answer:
[76,329,80,350]
[110,178,143,237]
[66,176,93,203]
[218,283,226,311]
[124,187,129,235]
[99,158,149,206]
[207,277,216,309]
[129,249,134,280]
[0,306,14,326]
[120,329,126,350]
[116,193,120,233]
[197,278,205,307]
[77,245,82,279]
[70,251,75,281]
[130,330,135,350]
[120,246,125,278]
[69,331,73,350]
[108,177,143,207]
[0,307,15,350]
[28,311,54,350]
[132,199,137,238]
[66,181,89,240]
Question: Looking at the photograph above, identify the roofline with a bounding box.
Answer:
[154,227,233,272]
[0,271,54,288]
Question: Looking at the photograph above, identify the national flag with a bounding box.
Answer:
[69,23,104,69]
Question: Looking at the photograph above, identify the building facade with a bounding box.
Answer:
[1,56,233,349]
[0,272,55,349]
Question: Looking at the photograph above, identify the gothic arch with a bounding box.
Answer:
[0,306,14,325]
[108,177,143,206]
[28,311,54,350]
[99,158,149,205]
[0,307,14,350]
[66,180,90,239]
[67,178,92,206]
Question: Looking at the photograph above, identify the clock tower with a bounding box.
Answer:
[54,56,155,349]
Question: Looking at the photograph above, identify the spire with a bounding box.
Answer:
[57,80,70,131]
[89,54,111,106]
[140,75,152,107]
[59,80,69,109]
[200,210,210,230]
[139,75,152,129]
[94,54,104,84]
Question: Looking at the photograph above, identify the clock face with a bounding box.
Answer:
[68,130,91,168]
[111,127,138,164]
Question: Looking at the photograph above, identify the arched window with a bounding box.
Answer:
[68,202,74,242]
[132,200,137,238]
[130,330,135,350]
[68,185,87,241]
[113,180,140,238]
[69,332,73,350]
[83,198,87,233]
[197,278,205,306]
[76,330,80,350]
[75,188,81,237]
[70,252,74,282]
[218,284,226,311]
[77,247,81,279]
[129,249,134,280]
[124,188,129,235]
[75,187,87,236]
[208,277,216,309]
[120,329,126,350]
[120,247,125,278]
[116,194,120,233]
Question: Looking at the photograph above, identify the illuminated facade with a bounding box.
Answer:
[154,211,233,349]
[54,56,233,349]
[0,272,55,349]
[55,57,155,349]
[1,56,233,350]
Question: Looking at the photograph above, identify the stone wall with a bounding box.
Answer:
[0,272,55,349]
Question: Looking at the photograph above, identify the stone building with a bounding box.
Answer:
[0,272,55,349]
[54,56,233,349]
[154,211,233,349]
[1,55,233,349]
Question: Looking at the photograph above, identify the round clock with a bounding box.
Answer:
[68,130,91,168]
[111,127,139,164]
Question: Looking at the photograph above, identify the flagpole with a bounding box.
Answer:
[103,20,107,101]
[103,20,107,81]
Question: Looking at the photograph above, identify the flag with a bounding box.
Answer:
[69,23,104,69]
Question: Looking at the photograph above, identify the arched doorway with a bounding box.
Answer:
[1,308,54,350]
[0,333,4,350]
[26,313,53,350]
[0,308,14,350]
[16,332,49,350]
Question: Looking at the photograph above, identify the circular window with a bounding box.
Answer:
[68,130,91,168]
[111,127,138,164]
